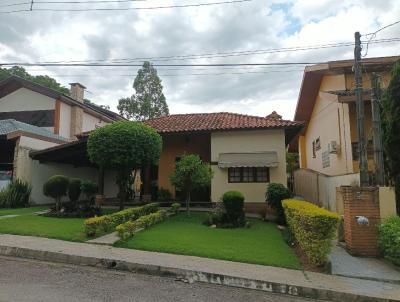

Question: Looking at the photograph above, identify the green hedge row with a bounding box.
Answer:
[116,210,167,240]
[283,199,339,266]
[84,203,159,236]
[378,216,400,266]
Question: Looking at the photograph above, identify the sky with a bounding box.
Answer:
[0,0,399,120]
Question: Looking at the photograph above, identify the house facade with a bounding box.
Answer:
[291,56,399,214]
[144,112,302,213]
[292,56,399,177]
[0,76,123,201]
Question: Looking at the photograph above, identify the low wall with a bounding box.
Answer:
[294,169,359,212]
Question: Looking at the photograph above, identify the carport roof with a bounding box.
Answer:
[0,119,68,143]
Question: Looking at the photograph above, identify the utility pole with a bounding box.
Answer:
[354,31,369,186]
[371,73,385,185]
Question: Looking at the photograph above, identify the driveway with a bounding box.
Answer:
[0,256,324,302]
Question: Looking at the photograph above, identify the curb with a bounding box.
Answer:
[0,245,397,302]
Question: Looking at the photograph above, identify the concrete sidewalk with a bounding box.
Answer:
[0,234,399,302]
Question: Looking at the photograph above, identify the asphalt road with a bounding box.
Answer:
[0,256,324,302]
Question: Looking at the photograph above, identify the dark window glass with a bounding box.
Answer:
[228,167,270,183]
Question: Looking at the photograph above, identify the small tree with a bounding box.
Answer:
[87,121,162,210]
[68,178,82,210]
[266,183,292,225]
[382,60,400,212]
[43,175,69,212]
[170,154,213,214]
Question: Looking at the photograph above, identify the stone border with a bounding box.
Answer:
[0,245,397,302]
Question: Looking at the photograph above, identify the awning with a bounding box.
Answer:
[218,152,278,168]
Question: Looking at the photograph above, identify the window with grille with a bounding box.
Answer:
[228,167,270,183]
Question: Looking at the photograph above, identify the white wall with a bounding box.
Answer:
[211,129,287,203]
[0,88,55,112]
[59,102,71,138]
[82,112,107,132]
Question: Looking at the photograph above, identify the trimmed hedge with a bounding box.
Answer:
[84,202,159,236]
[116,210,167,240]
[378,216,400,266]
[283,199,339,265]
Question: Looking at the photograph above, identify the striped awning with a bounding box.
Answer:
[218,152,278,168]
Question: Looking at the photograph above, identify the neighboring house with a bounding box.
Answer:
[0,76,123,202]
[292,55,399,176]
[290,55,399,214]
[30,111,303,212]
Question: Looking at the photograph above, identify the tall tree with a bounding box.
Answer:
[118,61,169,121]
[381,60,400,213]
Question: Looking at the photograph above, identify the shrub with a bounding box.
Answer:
[68,178,82,208]
[157,187,172,202]
[378,216,400,266]
[116,210,167,240]
[80,180,98,203]
[0,179,32,208]
[84,202,159,236]
[222,191,245,227]
[266,183,292,224]
[283,199,339,266]
[170,202,181,214]
[43,175,69,211]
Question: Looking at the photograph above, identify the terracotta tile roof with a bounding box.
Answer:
[143,112,303,134]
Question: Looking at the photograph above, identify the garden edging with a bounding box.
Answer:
[0,234,399,302]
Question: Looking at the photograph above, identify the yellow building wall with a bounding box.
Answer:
[303,74,354,176]
[378,187,397,220]
[211,129,287,203]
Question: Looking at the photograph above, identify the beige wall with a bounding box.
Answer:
[82,112,107,132]
[302,75,353,176]
[59,102,72,138]
[0,88,55,112]
[211,129,287,203]
[13,136,60,187]
[378,187,397,220]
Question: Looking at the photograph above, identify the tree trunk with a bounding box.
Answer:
[186,191,191,215]
[56,197,60,212]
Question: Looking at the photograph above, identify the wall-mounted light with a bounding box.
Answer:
[355,216,369,226]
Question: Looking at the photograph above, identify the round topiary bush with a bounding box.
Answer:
[222,190,245,227]
[43,175,69,212]
[266,183,292,225]
[68,178,82,209]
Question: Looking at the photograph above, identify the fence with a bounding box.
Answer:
[293,169,360,213]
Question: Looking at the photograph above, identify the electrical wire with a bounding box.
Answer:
[0,0,252,13]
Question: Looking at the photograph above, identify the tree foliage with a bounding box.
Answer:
[43,175,69,212]
[381,61,400,213]
[87,121,162,209]
[170,154,213,213]
[382,61,400,182]
[117,61,169,121]
[0,66,70,95]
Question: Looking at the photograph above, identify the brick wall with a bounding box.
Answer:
[339,186,381,257]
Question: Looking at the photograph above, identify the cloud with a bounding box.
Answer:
[0,0,399,120]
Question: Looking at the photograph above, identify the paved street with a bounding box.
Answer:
[0,256,323,302]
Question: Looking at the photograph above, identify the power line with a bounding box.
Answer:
[0,0,252,13]
[7,37,399,65]
[0,0,146,7]
[0,62,320,67]
[362,19,400,57]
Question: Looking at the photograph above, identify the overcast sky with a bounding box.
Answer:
[0,0,399,119]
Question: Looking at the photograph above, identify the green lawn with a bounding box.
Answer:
[0,207,117,242]
[116,212,301,269]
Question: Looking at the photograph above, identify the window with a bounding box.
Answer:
[312,141,316,158]
[228,167,270,183]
